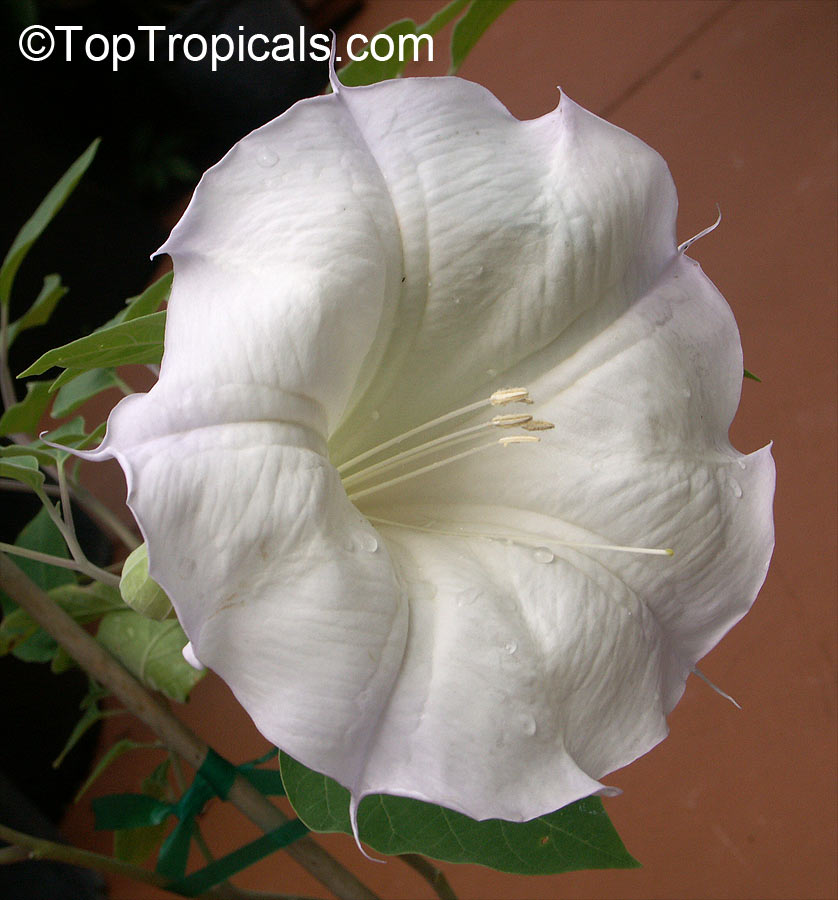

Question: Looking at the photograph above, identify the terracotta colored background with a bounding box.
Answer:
[58,2,836,899]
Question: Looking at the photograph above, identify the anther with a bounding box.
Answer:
[491,414,533,428]
[498,435,540,446]
[490,388,533,406]
[521,419,554,432]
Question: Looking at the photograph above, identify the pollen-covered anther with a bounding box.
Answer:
[491,414,534,428]
[521,419,555,432]
[490,388,533,406]
[498,435,541,447]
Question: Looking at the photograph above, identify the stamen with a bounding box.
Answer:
[367,516,674,558]
[490,388,533,406]
[499,435,540,446]
[338,388,535,475]
[521,420,554,432]
[491,414,533,427]
[347,440,500,502]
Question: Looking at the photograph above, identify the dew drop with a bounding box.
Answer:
[453,296,461,305]
[729,478,743,499]
[357,532,379,552]
[533,547,555,564]
[486,368,498,378]
[370,409,380,422]
[682,387,692,399]
[256,147,278,168]
[736,458,747,470]
[591,460,603,472]
[520,714,537,736]
[504,639,518,655]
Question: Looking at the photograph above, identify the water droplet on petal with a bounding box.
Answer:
[358,532,379,552]
[737,458,747,470]
[504,640,518,655]
[256,147,278,168]
[729,478,743,499]
[591,460,603,472]
[486,368,497,378]
[682,388,692,399]
[370,409,380,422]
[533,547,554,564]
[520,714,537,736]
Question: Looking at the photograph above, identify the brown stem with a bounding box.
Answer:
[398,854,459,900]
[0,553,380,900]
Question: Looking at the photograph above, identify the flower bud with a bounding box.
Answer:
[119,544,172,620]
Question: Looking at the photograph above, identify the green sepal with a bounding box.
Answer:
[280,753,640,874]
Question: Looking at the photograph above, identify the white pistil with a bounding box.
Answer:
[499,435,541,447]
[337,388,533,475]
[367,516,674,558]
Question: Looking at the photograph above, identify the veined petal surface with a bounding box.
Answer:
[89,75,775,825]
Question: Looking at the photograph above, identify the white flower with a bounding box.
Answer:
[83,75,774,827]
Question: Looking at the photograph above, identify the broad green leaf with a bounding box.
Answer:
[106,272,173,328]
[0,380,53,435]
[744,368,761,382]
[280,754,639,874]
[75,738,158,802]
[19,311,166,378]
[119,544,172,620]
[0,454,45,495]
[50,581,125,620]
[96,610,204,702]
[0,140,99,308]
[450,0,516,73]
[6,274,68,346]
[51,368,121,418]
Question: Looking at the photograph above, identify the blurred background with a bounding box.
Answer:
[1,1,835,898]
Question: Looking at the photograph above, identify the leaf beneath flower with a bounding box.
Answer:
[280,753,639,874]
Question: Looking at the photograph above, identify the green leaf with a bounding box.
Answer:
[6,275,69,346]
[0,140,99,308]
[75,738,158,802]
[0,416,93,466]
[50,581,125,620]
[336,0,469,88]
[280,754,639,874]
[450,0,516,73]
[19,311,165,379]
[338,20,421,86]
[96,610,204,702]
[113,759,173,863]
[0,380,53,435]
[51,368,121,418]
[0,454,45,495]
[106,272,173,328]
[744,368,761,382]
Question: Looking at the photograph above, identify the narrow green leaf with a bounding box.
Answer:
[0,380,53,435]
[450,0,516,73]
[7,275,69,346]
[96,610,204,702]
[280,754,639,874]
[743,368,761,382]
[75,739,158,802]
[19,311,166,378]
[113,759,173,863]
[418,0,470,34]
[51,368,120,418]
[107,272,173,328]
[0,140,99,307]
[338,20,419,86]
[0,416,91,466]
[53,700,111,768]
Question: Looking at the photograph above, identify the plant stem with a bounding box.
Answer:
[0,301,17,410]
[0,541,114,580]
[0,823,319,900]
[0,553,380,900]
[398,854,459,900]
[0,478,61,497]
